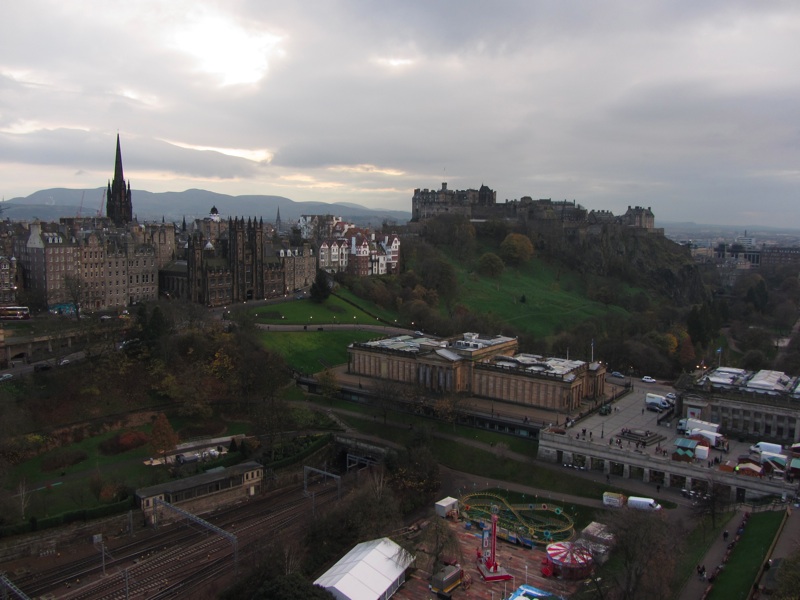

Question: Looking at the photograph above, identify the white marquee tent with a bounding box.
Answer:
[314,537,414,600]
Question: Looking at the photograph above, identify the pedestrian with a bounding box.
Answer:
[656,484,661,493]
[641,408,645,415]
[723,530,729,541]
[589,432,593,440]
[606,474,610,483]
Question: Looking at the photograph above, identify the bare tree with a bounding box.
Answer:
[371,378,408,424]
[691,478,730,530]
[17,478,33,521]
[605,509,681,600]
[434,392,469,431]
[316,368,339,403]
[62,273,86,320]
[420,515,462,576]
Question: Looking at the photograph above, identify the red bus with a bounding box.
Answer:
[0,306,31,320]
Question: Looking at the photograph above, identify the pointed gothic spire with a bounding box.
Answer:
[114,133,124,185]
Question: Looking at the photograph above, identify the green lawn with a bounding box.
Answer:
[249,292,398,327]
[707,511,785,599]
[257,330,375,374]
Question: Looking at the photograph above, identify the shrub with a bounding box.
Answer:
[41,449,88,472]
[99,431,148,455]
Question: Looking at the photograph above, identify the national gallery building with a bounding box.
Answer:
[347,332,606,414]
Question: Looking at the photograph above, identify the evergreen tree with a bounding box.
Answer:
[309,270,331,303]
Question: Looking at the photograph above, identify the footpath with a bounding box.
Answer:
[678,504,799,600]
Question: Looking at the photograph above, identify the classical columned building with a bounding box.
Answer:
[347,333,605,412]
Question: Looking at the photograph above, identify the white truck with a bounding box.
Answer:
[603,492,662,511]
[627,496,662,511]
[678,418,720,435]
[645,393,670,411]
[750,441,783,455]
[602,492,626,508]
[688,428,727,449]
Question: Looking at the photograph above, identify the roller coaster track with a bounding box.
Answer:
[459,491,574,543]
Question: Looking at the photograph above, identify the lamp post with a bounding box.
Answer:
[525,564,528,584]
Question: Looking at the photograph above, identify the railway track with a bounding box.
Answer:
[15,479,345,599]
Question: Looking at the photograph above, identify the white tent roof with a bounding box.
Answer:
[314,537,414,600]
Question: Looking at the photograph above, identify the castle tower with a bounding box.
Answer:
[106,134,133,227]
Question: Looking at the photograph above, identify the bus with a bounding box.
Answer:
[0,306,31,320]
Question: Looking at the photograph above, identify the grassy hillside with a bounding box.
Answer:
[455,257,630,338]
[255,329,375,374]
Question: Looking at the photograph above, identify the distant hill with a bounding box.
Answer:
[0,188,412,228]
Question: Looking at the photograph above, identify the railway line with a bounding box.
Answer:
[13,479,345,599]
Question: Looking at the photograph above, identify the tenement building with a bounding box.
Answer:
[681,367,800,445]
[12,135,170,312]
[348,333,605,414]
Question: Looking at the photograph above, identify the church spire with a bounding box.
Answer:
[114,133,124,185]
[106,134,133,227]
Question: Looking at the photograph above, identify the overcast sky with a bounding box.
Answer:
[1,1,799,228]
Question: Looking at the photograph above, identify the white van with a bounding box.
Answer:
[750,442,782,455]
[627,496,662,511]
[645,394,670,411]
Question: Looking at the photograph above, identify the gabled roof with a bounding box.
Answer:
[314,537,413,600]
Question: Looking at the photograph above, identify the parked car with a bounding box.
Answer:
[641,376,656,383]
[57,358,70,366]
[33,363,52,372]
[0,373,12,382]
[665,392,677,401]
[611,371,625,378]
[646,404,663,413]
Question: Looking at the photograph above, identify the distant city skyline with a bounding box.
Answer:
[1,1,799,228]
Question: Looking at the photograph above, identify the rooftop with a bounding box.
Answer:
[698,366,800,396]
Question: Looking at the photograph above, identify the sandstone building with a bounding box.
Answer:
[348,332,606,414]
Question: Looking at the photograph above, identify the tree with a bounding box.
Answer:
[420,515,462,576]
[605,509,680,600]
[691,479,730,530]
[499,233,534,266]
[62,274,86,320]
[251,573,335,599]
[476,252,504,278]
[17,478,33,521]
[150,413,179,465]
[420,257,458,311]
[316,369,339,403]
[677,336,697,370]
[371,378,409,424]
[434,392,469,431]
[309,270,332,303]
